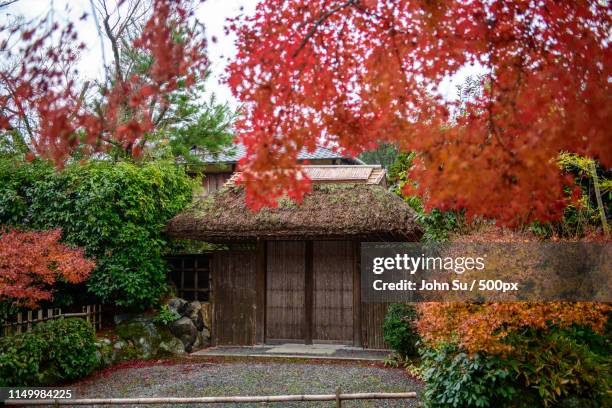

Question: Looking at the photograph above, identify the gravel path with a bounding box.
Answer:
[71,360,423,407]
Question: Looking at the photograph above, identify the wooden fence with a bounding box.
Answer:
[0,304,102,337]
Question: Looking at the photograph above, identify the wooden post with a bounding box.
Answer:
[335,387,342,408]
[194,258,199,301]
[304,240,314,345]
[180,259,185,299]
[27,311,32,333]
[590,160,610,236]
[352,241,362,347]
[255,240,267,344]
[16,312,22,334]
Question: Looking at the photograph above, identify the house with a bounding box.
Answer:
[165,165,422,349]
[191,143,365,195]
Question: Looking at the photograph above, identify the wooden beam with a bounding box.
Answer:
[304,240,314,345]
[353,241,362,347]
[255,240,267,344]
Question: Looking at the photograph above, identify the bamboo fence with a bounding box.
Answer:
[0,304,102,336]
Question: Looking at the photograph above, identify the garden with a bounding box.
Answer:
[0,0,610,407]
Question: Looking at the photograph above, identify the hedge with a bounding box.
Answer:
[0,318,97,386]
[0,159,195,309]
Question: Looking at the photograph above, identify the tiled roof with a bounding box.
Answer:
[192,143,363,164]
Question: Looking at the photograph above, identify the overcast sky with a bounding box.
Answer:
[1,0,257,107]
[1,0,479,110]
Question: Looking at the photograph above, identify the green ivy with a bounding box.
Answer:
[0,159,195,309]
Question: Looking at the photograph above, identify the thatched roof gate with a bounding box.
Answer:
[166,166,422,242]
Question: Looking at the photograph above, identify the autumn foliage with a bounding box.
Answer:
[415,227,611,354]
[417,301,611,355]
[228,0,611,225]
[0,0,207,164]
[0,229,94,308]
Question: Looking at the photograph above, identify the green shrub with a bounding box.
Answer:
[0,329,45,386]
[34,318,98,383]
[0,159,195,309]
[420,325,611,408]
[421,343,518,408]
[0,318,97,386]
[154,304,180,325]
[503,326,610,408]
[382,303,420,358]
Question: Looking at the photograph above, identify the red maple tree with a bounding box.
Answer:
[0,0,207,164]
[0,229,95,308]
[227,0,611,225]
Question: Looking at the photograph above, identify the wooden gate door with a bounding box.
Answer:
[265,241,306,341]
[312,241,354,343]
[211,249,257,345]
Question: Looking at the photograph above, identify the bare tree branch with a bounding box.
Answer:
[0,0,19,9]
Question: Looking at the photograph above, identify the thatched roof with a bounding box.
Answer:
[166,182,423,242]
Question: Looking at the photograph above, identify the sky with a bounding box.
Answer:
[1,0,481,109]
[0,0,257,107]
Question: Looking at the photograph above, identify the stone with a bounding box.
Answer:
[113,339,127,350]
[201,326,211,343]
[185,301,204,331]
[158,337,185,356]
[169,316,197,352]
[166,297,188,316]
[113,313,143,325]
[115,317,160,359]
[94,337,116,368]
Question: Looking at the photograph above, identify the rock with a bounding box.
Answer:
[158,337,185,356]
[115,317,160,359]
[166,297,188,316]
[185,301,204,331]
[169,317,197,352]
[94,337,116,368]
[113,313,143,325]
[113,339,127,350]
[201,326,211,343]
[113,341,138,363]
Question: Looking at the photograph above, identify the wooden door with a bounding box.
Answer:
[265,241,306,341]
[211,250,257,345]
[312,241,354,343]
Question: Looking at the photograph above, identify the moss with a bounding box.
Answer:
[277,196,298,209]
[314,183,357,193]
[254,208,281,225]
[193,196,216,215]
